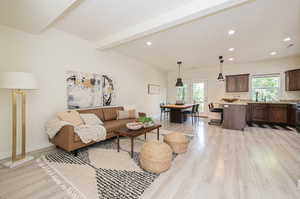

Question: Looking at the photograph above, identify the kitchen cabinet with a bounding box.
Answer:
[250,104,269,122]
[285,69,300,91]
[248,103,296,124]
[269,104,287,123]
[226,74,249,92]
[287,104,297,125]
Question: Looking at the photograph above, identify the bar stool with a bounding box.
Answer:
[208,103,223,125]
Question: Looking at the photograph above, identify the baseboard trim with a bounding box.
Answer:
[0,145,55,162]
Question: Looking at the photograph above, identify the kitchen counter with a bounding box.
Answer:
[217,100,299,105]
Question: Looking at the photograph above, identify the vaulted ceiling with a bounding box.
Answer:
[0,0,299,71]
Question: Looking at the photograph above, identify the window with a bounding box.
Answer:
[251,74,280,101]
[176,84,187,102]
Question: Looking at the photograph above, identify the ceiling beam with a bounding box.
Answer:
[97,0,253,50]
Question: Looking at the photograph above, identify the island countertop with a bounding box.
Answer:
[216,100,299,106]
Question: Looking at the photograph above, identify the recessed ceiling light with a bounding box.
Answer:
[228,30,235,35]
[270,51,277,56]
[228,48,235,52]
[228,57,234,61]
[283,37,291,42]
[146,41,152,46]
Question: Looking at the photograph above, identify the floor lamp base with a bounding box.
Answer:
[2,156,34,168]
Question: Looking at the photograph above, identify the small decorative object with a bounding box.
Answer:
[126,122,143,130]
[140,140,172,174]
[148,84,160,95]
[66,71,102,109]
[175,61,184,87]
[217,56,225,81]
[164,132,189,154]
[138,117,154,128]
[102,75,115,106]
[222,98,239,103]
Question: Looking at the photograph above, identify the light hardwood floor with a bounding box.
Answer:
[1,118,300,199]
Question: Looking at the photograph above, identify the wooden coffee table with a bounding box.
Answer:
[115,124,162,158]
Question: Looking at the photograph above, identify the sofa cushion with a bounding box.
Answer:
[103,107,124,121]
[103,119,135,133]
[117,109,136,120]
[57,110,84,126]
[78,108,105,121]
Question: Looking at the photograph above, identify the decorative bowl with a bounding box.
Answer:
[126,122,143,130]
[222,98,239,103]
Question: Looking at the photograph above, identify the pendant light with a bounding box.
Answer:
[217,56,225,81]
[175,61,183,87]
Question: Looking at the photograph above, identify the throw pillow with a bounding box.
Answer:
[80,113,103,126]
[57,110,84,126]
[117,109,136,120]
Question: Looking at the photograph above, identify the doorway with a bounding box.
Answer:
[175,80,208,116]
[191,81,207,116]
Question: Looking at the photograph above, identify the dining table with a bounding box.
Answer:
[160,104,194,123]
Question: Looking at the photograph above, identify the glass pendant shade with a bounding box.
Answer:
[217,73,224,81]
[217,56,225,81]
[176,78,183,87]
[175,61,183,87]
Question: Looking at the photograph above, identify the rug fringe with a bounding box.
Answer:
[37,157,87,199]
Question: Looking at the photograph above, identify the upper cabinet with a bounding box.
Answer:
[285,69,300,91]
[225,74,249,92]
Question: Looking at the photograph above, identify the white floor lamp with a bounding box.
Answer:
[0,72,37,168]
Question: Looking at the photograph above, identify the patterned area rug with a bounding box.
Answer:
[38,129,193,199]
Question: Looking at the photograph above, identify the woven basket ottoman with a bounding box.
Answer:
[163,132,189,154]
[139,140,172,174]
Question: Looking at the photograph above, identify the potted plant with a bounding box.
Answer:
[138,117,155,128]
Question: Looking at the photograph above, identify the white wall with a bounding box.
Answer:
[0,25,167,159]
[167,56,300,115]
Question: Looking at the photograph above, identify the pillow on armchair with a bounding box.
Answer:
[57,110,84,126]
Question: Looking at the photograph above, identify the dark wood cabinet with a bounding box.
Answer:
[250,104,269,122]
[269,104,287,123]
[285,69,300,91]
[226,74,249,92]
[287,104,297,125]
[248,103,296,124]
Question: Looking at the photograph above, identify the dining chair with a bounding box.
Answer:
[160,103,170,121]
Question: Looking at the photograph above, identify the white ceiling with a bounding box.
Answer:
[112,0,300,71]
[0,0,299,72]
[0,0,77,34]
[54,0,195,41]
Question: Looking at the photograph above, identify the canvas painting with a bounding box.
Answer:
[102,75,115,106]
[66,71,102,109]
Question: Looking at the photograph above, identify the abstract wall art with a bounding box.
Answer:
[102,75,115,106]
[66,71,102,109]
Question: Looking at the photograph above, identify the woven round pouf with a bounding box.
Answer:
[163,132,189,154]
[139,140,172,174]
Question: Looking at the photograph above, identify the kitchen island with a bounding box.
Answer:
[217,100,299,131]
[218,102,247,130]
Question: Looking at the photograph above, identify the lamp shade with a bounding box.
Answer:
[0,72,38,89]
